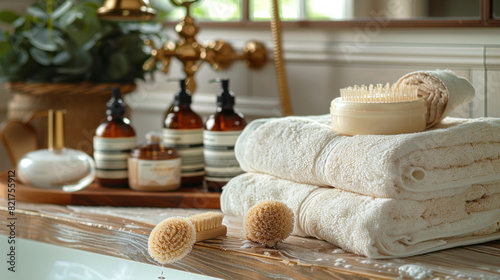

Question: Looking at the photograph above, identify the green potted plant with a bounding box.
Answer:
[0,0,162,154]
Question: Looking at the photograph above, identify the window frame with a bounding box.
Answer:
[163,0,500,28]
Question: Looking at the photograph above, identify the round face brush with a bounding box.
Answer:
[148,217,197,264]
[244,200,294,247]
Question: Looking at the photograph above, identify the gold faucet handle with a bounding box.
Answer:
[159,42,177,73]
[143,56,158,71]
[201,40,238,71]
[201,40,268,71]
[143,39,159,71]
[143,39,175,73]
[243,41,268,69]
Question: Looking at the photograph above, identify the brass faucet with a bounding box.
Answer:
[142,0,268,93]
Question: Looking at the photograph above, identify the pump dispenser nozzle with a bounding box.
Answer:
[106,87,126,116]
[210,78,235,107]
[173,79,193,106]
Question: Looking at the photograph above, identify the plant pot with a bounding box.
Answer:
[6,82,136,156]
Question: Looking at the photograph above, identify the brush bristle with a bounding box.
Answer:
[340,83,418,103]
[189,212,227,242]
[244,200,294,248]
[188,212,224,232]
[148,217,196,264]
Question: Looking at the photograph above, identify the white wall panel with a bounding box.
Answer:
[487,71,500,117]
[470,69,487,118]
[486,47,500,117]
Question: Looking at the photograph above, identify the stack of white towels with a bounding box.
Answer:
[221,70,500,258]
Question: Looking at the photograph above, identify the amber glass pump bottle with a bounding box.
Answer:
[203,79,247,192]
[162,79,204,187]
[94,87,136,188]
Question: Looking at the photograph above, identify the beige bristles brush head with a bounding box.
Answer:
[331,83,426,135]
[188,212,227,242]
[148,212,227,264]
[244,200,294,248]
[340,83,418,103]
[148,217,196,264]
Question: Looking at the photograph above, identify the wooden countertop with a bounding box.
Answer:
[0,200,499,280]
[0,171,220,208]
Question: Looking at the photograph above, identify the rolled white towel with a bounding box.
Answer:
[396,69,475,128]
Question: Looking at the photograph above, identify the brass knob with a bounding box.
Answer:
[201,40,236,71]
[244,41,267,69]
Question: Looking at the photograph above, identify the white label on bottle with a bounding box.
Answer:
[137,158,181,187]
[162,128,204,177]
[93,136,136,179]
[203,130,243,182]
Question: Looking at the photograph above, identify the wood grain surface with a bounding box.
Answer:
[0,201,499,280]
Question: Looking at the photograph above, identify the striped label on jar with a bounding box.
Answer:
[203,130,243,182]
[162,128,204,178]
[93,136,136,179]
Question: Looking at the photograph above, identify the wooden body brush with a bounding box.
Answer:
[148,212,227,264]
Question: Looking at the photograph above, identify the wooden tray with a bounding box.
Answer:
[0,171,220,208]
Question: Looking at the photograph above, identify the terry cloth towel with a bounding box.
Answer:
[396,70,475,128]
[235,115,500,199]
[221,173,500,259]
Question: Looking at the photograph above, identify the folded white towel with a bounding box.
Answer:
[235,115,500,199]
[396,70,475,128]
[221,173,500,258]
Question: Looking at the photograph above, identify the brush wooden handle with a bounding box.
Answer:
[195,225,227,242]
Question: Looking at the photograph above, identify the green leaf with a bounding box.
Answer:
[26,6,47,21]
[27,28,63,52]
[29,47,52,65]
[81,37,98,52]
[53,35,67,50]
[12,16,25,29]
[62,5,101,48]
[81,1,101,10]
[57,49,92,74]
[51,0,73,20]
[0,41,11,59]
[52,51,71,65]
[0,10,20,24]
[59,10,79,27]
[16,48,29,66]
[1,48,29,74]
[107,52,129,80]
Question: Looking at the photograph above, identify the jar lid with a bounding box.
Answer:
[130,131,178,160]
[145,131,162,143]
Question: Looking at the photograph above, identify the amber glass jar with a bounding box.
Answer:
[128,132,181,191]
[204,79,247,192]
[162,79,204,188]
[94,88,136,188]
